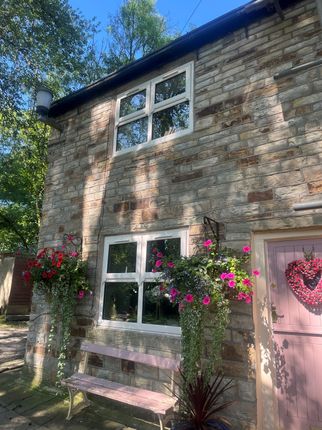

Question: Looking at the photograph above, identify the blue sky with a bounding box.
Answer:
[69,0,249,37]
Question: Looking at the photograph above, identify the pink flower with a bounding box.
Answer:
[245,295,252,304]
[243,246,251,253]
[70,251,79,257]
[202,295,211,305]
[252,269,260,277]
[167,261,175,268]
[227,273,235,279]
[170,288,178,297]
[237,292,246,301]
[152,247,158,254]
[220,273,228,280]
[152,268,157,273]
[242,278,252,286]
[157,251,164,258]
[155,260,163,268]
[78,290,85,299]
[228,280,236,288]
[185,294,194,303]
[203,239,212,248]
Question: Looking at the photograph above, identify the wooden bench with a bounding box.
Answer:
[61,342,180,430]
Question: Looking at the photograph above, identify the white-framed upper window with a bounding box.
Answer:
[114,62,194,154]
[98,229,188,334]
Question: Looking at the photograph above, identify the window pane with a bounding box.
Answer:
[120,90,146,117]
[107,243,137,273]
[116,117,148,151]
[142,282,179,326]
[152,102,189,140]
[155,72,186,104]
[102,282,138,322]
[146,238,181,272]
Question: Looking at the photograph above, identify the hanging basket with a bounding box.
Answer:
[285,257,322,306]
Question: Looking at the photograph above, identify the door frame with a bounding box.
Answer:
[252,228,322,430]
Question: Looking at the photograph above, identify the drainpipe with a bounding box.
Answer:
[293,201,322,211]
[317,0,322,26]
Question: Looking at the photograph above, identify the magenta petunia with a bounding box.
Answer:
[78,290,85,299]
[242,278,252,286]
[155,260,163,268]
[202,295,211,305]
[227,272,235,279]
[203,239,212,248]
[185,294,194,303]
[167,261,175,268]
[243,246,251,253]
[237,292,246,301]
[170,288,178,297]
[252,269,260,276]
[157,251,164,258]
[228,280,236,288]
[220,273,228,280]
[245,295,252,304]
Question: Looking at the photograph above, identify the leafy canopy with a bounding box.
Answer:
[104,0,177,72]
[0,0,104,252]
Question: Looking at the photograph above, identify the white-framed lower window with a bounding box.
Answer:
[98,229,188,334]
[114,61,194,154]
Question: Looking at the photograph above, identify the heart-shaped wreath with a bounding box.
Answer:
[285,258,322,306]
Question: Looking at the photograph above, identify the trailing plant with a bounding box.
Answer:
[172,371,234,430]
[153,241,258,384]
[23,234,91,383]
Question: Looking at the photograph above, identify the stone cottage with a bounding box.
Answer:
[26,0,322,429]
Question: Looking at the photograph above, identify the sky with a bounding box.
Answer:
[69,0,249,38]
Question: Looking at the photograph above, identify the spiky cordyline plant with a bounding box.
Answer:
[172,372,233,430]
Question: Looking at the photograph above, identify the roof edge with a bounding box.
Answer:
[49,0,303,117]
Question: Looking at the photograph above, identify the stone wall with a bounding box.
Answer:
[26,1,322,429]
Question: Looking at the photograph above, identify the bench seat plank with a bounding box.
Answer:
[81,343,180,371]
[62,373,176,415]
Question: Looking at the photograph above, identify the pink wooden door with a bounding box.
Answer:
[267,239,322,430]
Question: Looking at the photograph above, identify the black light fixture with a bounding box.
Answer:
[35,86,62,132]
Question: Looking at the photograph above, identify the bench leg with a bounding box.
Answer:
[157,414,164,430]
[66,388,91,421]
[66,387,76,421]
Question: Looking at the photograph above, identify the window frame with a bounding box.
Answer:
[113,62,194,155]
[98,229,189,334]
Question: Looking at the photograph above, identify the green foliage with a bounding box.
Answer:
[0,0,105,252]
[154,242,255,385]
[24,235,91,383]
[0,0,103,117]
[0,112,48,252]
[104,0,177,72]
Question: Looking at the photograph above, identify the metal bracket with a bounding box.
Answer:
[203,216,220,250]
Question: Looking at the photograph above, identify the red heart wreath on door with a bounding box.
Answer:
[285,258,322,306]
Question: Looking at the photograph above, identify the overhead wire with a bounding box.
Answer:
[181,0,203,33]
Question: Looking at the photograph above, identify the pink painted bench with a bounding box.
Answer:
[61,342,180,430]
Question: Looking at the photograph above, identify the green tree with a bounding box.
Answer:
[0,0,104,119]
[104,0,177,72]
[0,0,104,252]
[0,113,48,252]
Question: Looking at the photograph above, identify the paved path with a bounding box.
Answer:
[0,326,28,372]
[0,370,160,430]
[0,326,28,373]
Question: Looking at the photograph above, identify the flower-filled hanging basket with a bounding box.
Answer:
[285,257,322,306]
